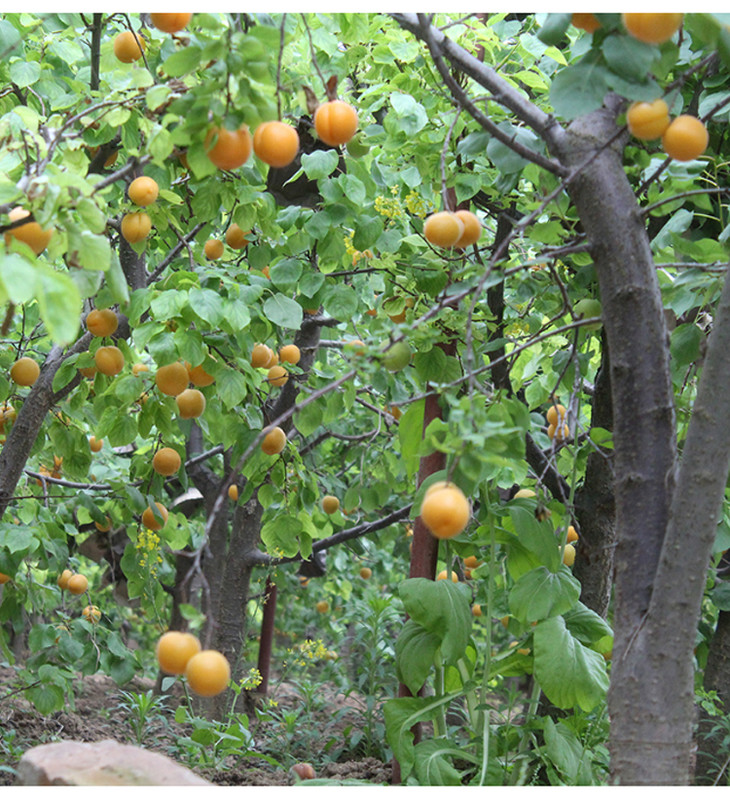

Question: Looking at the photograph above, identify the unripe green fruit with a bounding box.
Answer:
[382,341,412,372]
[573,299,603,331]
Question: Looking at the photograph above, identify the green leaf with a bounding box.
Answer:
[395,618,441,695]
[398,399,424,477]
[388,92,428,135]
[413,739,468,786]
[10,60,41,88]
[270,258,303,292]
[509,565,581,623]
[398,578,472,665]
[543,717,588,783]
[533,616,610,711]
[261,513,302,557]
[37,266,82,344]
[263,294,303,330]
[352,215,383,251]
[550,56,609,120]
[562,601,614,646]
[509,506,561,572]
[0,253,37,304]
[294,396,323,438]
[162,45,202,77]
[26,682,65,715]
[670,323,702,366]
[413,347,447,383]
[601,33,657,82]
[105,251,130,305]
[323,284,358,320]
[189,288,224,326]
[218,369,247,409]
[538,13,572,45]
[301,150,339,179]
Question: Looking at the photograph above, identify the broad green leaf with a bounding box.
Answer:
[413,739,468,786]
[398,399,424,478]
[398,578,472,665]
[601,33,657,82]
[509,506,561,572]
[533,617,610,711]
[0,253,37,304]
[263,294,303,330]
[509,565,581,623]
[10,60,41,88]
[395,618,441,695]
[218,369,247,409]
[26,682,65,715]
[670,323,702,366]
[270,258,303,292]
[562,601,614,646]
[388,92,428,135]
[37,266,82,344]
[550,56,609,120]
[301,149,339,179]
[352,215,383,251]
[162,45,202,77]
[538,13,571,45]
[189,289,224,326]
[294,396,323,438]
[543,716,588,783]
[261,513,302,557]
[323,284,358,320]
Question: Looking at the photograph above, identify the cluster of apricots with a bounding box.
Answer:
[250,341,301,390]
[204,223,251,260]
[423,209,482,250]
[4,206,54,255]
[627,99,708,162]
[546,401,569,443]
[121,175,158,245]
[156,630,231,697]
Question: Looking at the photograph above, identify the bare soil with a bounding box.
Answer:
[0,663,391,786]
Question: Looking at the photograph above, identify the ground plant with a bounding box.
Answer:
[2,11,730,788]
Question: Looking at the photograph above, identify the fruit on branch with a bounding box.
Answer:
[205,125,252,171]
[142,502,168,531]
[573,298,603,330]
[57,569,73,589]
[566,525,579,543]
[128,176,159,206]
[186,361,215,387]
[89,436,103,453]
[253,120,300,168]
[278,344,301,365]
[261,426,286,455]
[316,600,330,613]
[0,572,11,584]
[95,516,112,532]
[622,13,683,44]
[113,30,146,63]
[545,403,566,427]
[251,343,274,368]
[156,631,201,674]
[67,574,89,595]
[83,605,101,623]
[121,211,152,243]
[225,224,250,249]
[149,13,192,33]
[228,484,239,502]
[204,239,224,260]
[420,484,471,540]
[176,388,206,419]
[472,603,483,616]
[322,495,339,514]
[155,362,189,396]
[453,210,482,248]
[562,542,576,567]
[662,115,709,162]
[86,308,119,338]
[267,365,288,387]
[423,211,465,248]
[572,13,601,33]
[464,555,481,569]
[152,447,181,476]
[436,569,459,582]
[10,357,40,386]
[94,345,125,376]
[627,99,670,141]
[359,566,372,579]
[184,649,231,696]
[4,207,54,254]
[314,100,359,146]
[547,421,570,442]
[382,340,412,372]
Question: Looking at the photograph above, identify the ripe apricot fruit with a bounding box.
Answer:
[662,115,709,162]
[152,447,181,476]
[228,484,239,502]
[132,362,149,377]
[204,239,224,260]
[359,566,372,579]
[0,572,11,584]
[94,345,125,376]
[261,426,286,455]
[67,574,89,595]
[464,555,481,569]
[251,343,273,368]
[176,388,206,419]
[436,569,459,582]
[4,207,54,254]
[314,100,359,147]
[121,211,151,243]
[89,436,103,453]
[546,403,566,426]
[156,631,201,675]
[150,12,192,33]
[472,603,483,617]
[253,120,300,168]
[267,365,288,387]
[185,649,231,696]
[291,764,316,781]
[563,542,576,567]
[627,99,670,141]
[86,308,118,338]
[278,344,301,365]
[95,516,112,533]
[322,495,340,515]
[113,30,146,63]
[205,125,252,171]
[83,605,101,623]
[128,176,159,206]
[142,502,168,531]
[453,210,482,248]
[572,13,601,33]
[186,362,215,387]
[225,224,250,249]
[420,483,471,540]
[316,600,330,614]
[622,13,683,44]
[57,569,73,590]
[566,525,579,544]
[548,422,570,442]
[423,211,465,248]
[155,362,189,396]
[10,357,40,386]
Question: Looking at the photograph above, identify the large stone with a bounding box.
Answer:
[17,739,212,786]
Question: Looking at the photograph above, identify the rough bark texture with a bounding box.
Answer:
[574,337,615,618]
[553,101,680,783]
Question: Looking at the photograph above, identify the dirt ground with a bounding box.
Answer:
[0,663,392,786]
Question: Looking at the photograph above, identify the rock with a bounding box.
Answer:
[17,739,212,786]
